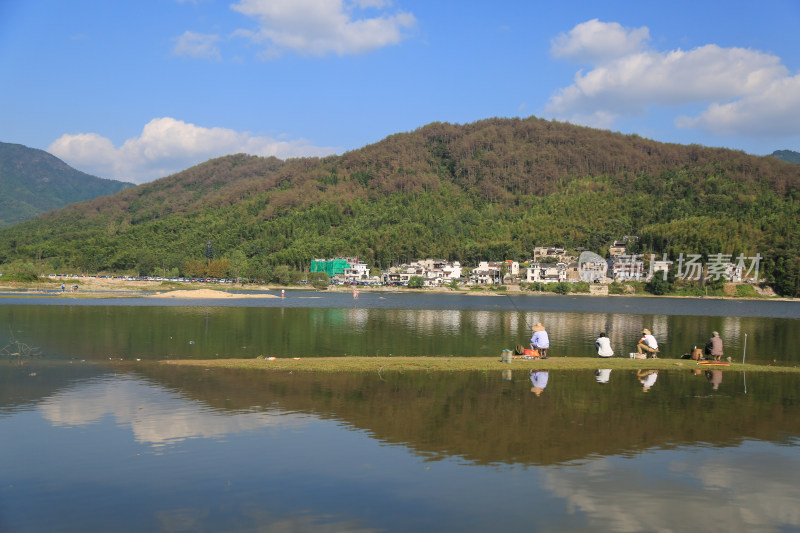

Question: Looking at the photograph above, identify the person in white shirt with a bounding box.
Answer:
[637,328,659,357]
[595,332,614,358]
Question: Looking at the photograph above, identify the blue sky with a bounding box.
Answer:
[2,0,799,183]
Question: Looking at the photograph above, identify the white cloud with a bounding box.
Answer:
[39,375,309,445]
[230,0,416,57]
[551,19,650,64]
[677,73,800,137]
[548,43,786,119]
[547,20,800,140]
[172,31,222,60]
[542,449,800,532]
[48,117,337,183]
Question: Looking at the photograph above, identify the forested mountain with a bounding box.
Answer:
[772,150,800,164]
[0,142,133,226]
[1,117,799,295]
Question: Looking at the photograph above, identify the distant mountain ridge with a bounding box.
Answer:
[771,150,800,164]
[1,117,799,295]
[0,142,133,226]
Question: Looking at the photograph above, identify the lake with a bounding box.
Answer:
[2,291,799,362]
[2,292,799,532]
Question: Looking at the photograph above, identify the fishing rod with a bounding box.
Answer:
[505,293,532,330]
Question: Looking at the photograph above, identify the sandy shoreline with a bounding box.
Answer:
[0,277,281,298]
[146,288,278,299]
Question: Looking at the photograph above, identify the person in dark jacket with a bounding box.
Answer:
[705,331,724,361]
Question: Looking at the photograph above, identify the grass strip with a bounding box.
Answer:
[160,356,800,373]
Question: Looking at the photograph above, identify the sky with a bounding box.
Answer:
[1,0,799,184]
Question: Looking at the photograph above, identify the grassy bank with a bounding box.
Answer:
[161,356,800,373]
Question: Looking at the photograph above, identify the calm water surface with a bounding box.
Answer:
[2,292,799,362]
[2,293,799,532]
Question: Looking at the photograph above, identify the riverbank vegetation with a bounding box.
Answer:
[1,117,798,296]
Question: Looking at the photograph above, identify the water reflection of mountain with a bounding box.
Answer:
[135,364,800,466]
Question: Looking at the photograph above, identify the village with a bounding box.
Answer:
[311,238,756,291]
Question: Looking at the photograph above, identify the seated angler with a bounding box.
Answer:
[530,322,550,359]
[637,328,659,358]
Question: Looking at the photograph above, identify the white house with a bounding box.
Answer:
[503,260,520,278]
[343,259,370,282]
[470,261,503,284]
[382,260,462,286]
[525,263,566,283]
[577,251,608,282]
[608,240,627,257]
[533,246,566,260]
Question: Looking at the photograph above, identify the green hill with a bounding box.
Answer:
[771,150,800,164]
[1,117,798,295]
[0,142,133,226]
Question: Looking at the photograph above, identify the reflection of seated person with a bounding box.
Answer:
[530,370,549,396]
[637,329,659,357]
[705,370,722,390]
[595,369,611,384]
[637,369,658,392]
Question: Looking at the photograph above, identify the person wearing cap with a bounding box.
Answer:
[596,332,614,358]
[637,328,659,357]
[704,331,723,361]
[530,322,549,359]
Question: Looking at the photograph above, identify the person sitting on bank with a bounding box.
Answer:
[705,331,723,361]
[530,322,549,359]
[596,332,614,358]
[637,329,659,357]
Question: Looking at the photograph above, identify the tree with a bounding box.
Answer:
[408,275,424,288]
[308,271,329,289]
[228,250,247,282]
[2,260,39,281]
[181,259,205,278]
[206,258,230,278]
[273,265,292,284]
[205,240,214,266]
[552,282,570,295]
[645,275,671,295]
